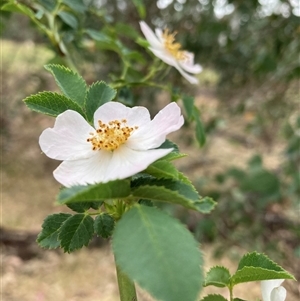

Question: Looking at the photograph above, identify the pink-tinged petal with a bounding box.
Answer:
[270,286,286,301]
[261,280,285,301]
[150,47,178,67]
[139,21,163,50]
[93,102,151,128]
[106,145,173,180]
[39,110,95,161]
[127,102,184,150]
[53,151,113,187]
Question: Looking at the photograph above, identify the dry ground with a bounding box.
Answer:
[1,40,299,300]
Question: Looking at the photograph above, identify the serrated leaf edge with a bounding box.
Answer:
[200,294,228,301]
[23,91,83,116]
[36,213,72,250]
[44,64,87,103]
[59,214,95,253]
[204,265,231,287]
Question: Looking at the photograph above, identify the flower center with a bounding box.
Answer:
[87,119,138,151]
[162,29,187,61]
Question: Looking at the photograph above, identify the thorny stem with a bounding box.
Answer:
[116,264,138,301]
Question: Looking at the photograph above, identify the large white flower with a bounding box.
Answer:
[39,102,184,187]
[261,279,287,301]
[139,21,202,85]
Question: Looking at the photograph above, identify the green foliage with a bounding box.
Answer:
[44,64,87,106]
[58,214,94,253]
[196,154,286,249]
[23,92,85,117]
[112,205,203,301]
[182,95,194,121]
[201,252,295,299]
[57,180,131,205]
[144,160,180,180]
[193,107,206,147]
[62,0,87,14]
[66,201,103,213]
[200,295,228,301]
[204,266,231,288]
[231,252,295,284]
[85,81,116,122]
[131,177,216,214]
[94,213,115,238]
[37,213,71,249]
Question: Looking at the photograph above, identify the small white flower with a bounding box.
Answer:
[139,21,202,85]
[261,279,287,301]
[39,102,184,187]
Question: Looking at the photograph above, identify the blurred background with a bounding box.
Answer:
[1,0,299,300]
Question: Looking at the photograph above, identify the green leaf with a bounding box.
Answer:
[58,214,94,252]
[240,170,280,196]
[23,91,85,117]
[182,95,194,121]
[37,213,71,249]
[67,201,103,213]
[204,266,231,288]
[112,205,203,301]
[38,0,56,12]
[85,29,121,53]
[193,106,206,147]
[62,0,86,13]
[200,295,228,301]
[132,0,146,19]
[144,160,179,180]
[1,2,36,18]
[158,140,186,161]
[58,11,78,29]
[94,213,115,238]
[44,64,87,106]
[196,197,217,214]
[57,180,131,205]
[231,252,295,285]
[85,81,116,122]
[115,22,140,39]
[131,177,215,214]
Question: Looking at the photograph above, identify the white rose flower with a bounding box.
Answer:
[140,21,202,84]
[39,102,184,187]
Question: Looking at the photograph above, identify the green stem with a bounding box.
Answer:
[116,264,138,301]
[229,285,233,301]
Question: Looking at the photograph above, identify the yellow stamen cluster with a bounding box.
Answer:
[87,119,138,151]
[162,29,187,61]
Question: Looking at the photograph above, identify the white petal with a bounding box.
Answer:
[261,280,285,301]
[174,63,199,84]
[179,53,203,74]
[150,47,178,67]
[93,102,151,128]
[53,146,173,187]
[53,151,113,187]
[39,110,95,160]
[270,287,287,301]
[155,28,164,43]
[127,102,184,150]
[139,21,163,50]
[150,48,199,84]
[106,145,173,180]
